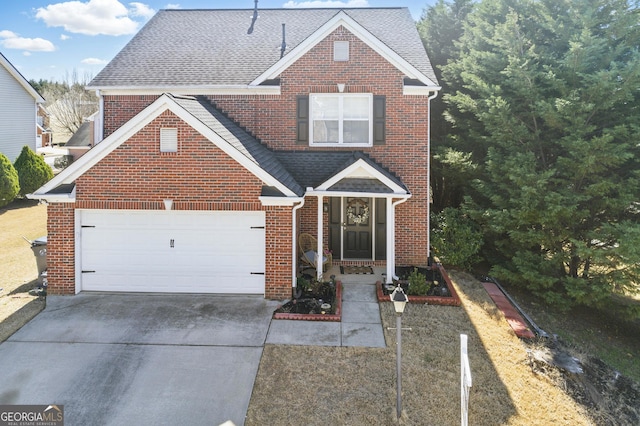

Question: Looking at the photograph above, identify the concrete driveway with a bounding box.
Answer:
[0,293,280,426]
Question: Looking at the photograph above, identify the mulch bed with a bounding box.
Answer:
[377,264,461,306]
[273,281,342,321]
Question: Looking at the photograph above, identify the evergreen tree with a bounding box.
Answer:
[0,152,20,208]
[13,146,53,197]
[443,0,640,309]
[418,0,475,211]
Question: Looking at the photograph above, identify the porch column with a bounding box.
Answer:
[386,197,394,284]
[317,195,324,281]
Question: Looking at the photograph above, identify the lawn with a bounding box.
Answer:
[246,271,615,424]
[1,200,638,424]
[0,199,47,342]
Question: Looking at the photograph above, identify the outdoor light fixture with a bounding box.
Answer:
[163,199,173,210]
[390,284,409,419]
[391,285,408,314]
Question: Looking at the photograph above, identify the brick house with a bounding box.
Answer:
[30,8,439,299]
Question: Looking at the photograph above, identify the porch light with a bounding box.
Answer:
[390,285,408,314]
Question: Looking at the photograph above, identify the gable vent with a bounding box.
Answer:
[334,41,349,61]
[160,128,178,152]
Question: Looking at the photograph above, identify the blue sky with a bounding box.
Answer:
[0,0,436,83]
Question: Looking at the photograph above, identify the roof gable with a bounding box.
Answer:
[274,151,409,197]
[88,8,438,91]
[316,155,408,195]
[0,52,45,103]
[32,94,301,199]
[252,10,437,88]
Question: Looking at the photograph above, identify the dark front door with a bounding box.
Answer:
[343,197,372,259]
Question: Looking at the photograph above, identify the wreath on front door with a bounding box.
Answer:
[346,198,370,224]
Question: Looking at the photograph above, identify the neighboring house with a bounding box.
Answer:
[29,8,440,299]
[65,113,97,161]
[0,52,46,161]
[37,104,52,147]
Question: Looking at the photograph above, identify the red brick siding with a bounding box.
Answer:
[103,95,160,138]
[47,203,75,294]
[84,26,431,297]
[266,206,294,299]
[52,111,294,298]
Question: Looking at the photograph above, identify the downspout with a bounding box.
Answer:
[426,90,438,261]
[387,197,409,283]
[95,90,104,144]
[316,195,323,282]
[291,198,305,289]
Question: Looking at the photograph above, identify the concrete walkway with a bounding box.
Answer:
[266,270,386,348]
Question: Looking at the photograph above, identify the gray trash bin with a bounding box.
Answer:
[28,236,47,286]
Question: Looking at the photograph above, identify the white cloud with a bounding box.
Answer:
[129,2,156,19]
[0,30,56,52]
[0,30,17,38]
[23,51,32,56]
[165,3,181,9]
[283,0,369,7]
[81,57,108,65]
[60,34,71,40]
[35,0,153,36]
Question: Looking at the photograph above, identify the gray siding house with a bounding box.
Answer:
[0,52,45,161]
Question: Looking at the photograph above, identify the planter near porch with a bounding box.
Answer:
[376,264,461,306]
[273,280,342,321]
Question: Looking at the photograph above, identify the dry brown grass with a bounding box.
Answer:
[246,271,593,425]
[0,199,47,342]
[0,201,607,424]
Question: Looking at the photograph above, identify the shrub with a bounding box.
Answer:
[431,207,483,269]
[0,152,20,208]
[54,154,73,170]
[407,267,429,295]
[13,146,53,197]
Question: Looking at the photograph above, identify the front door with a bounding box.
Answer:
[343,197,372,259]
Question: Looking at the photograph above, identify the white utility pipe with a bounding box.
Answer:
[291,198,305,289]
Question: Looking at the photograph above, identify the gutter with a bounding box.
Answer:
[387,197,410,283]
[427,89,439,259]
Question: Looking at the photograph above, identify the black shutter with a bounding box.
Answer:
[296,96,309,144]
[373,95,386,145]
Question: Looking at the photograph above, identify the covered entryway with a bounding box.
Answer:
[77,210,265,294]
[328,197,387,260]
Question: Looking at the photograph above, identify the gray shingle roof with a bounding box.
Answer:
[65,121,91,147]
[88,8,437,88]
[274,151,408,193]
[170,94,304,196]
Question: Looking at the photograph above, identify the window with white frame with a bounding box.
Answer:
[310,94,372,146]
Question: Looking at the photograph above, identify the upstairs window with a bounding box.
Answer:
[297,94,385,146]
[310,94,372,146]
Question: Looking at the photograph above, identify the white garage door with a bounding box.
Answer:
[78,210,265,294]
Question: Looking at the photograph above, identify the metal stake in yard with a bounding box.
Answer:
[391,285,408,420]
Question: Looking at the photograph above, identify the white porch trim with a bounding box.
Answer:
[304,192,411,283]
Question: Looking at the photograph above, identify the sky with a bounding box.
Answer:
[0,0,437,83]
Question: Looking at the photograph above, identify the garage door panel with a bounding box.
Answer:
[79,210,265,294]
